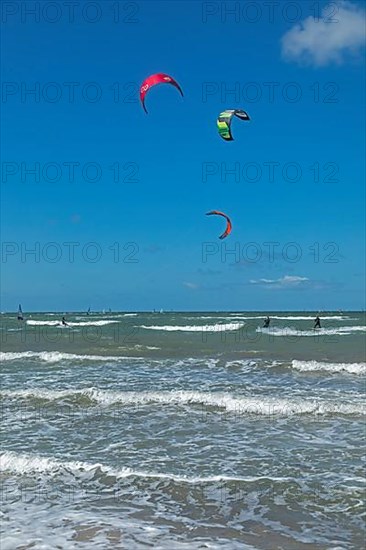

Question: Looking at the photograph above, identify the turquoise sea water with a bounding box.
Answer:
[1,311,365,549]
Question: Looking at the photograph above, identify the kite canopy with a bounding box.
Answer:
[217,109,250,141]
[140,73,183,113]
[206,210,232,240]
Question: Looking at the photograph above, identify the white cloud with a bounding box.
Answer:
[281,1,366,66]
[183,282,199,290]
[250,275,310,288]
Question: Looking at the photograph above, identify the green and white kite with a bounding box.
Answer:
[217,109,250,141]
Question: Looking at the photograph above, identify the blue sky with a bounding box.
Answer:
[1,0,365,311]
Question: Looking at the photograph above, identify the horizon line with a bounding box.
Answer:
[2,310,364,314]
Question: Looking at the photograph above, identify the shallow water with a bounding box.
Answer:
[1,311,365,549]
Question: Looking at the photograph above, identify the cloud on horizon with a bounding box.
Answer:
[281,1,366,66]
[250,275,310,289]
[183,281,199,290]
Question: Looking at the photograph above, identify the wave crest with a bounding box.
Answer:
[292,360,366,375]
[2,388,364,417]
[139,323,245,332]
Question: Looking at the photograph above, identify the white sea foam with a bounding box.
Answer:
[225,360,258,369]
[0,352,220,368]
[256,326,366,337]
[238,315,354,321]
[2,388,363,416]
[139,323,245,332]
[224,359,280,371]
[133,345,160,350]
[26,320,118,327]
[292,360,366,375]
[0,351,142,364]
[0,450,296,485]
[1,387,76,400]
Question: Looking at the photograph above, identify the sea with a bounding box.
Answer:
[0,311,365,550]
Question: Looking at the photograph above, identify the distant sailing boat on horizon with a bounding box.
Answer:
[17,304,24,321]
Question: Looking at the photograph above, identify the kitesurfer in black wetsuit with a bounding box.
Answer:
[314,316,321,329]
[263,316,270,328]
[17,305,23,321]
[61,316,68,326]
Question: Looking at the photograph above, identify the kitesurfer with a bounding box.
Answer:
[17,304,23,321]
[314,316,321,329]
[263,316,270,328]
[61,316,68,326]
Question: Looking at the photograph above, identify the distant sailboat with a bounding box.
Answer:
[17,304,24,321]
